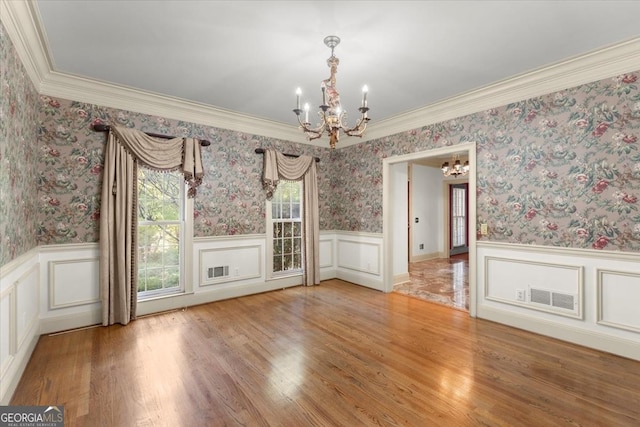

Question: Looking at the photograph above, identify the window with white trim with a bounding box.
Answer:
[267,180,303,278]
[137,168,192,299]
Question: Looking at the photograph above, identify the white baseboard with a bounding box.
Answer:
[393,272,411,285]
[320,268,337,282]
[135,278,303,317]
[336,269,384,292]
[477,305,640,361]
[39,310,102,335]
[38,271,339,334]
[410,252,444,263]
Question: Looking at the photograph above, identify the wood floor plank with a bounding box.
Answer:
[11,279,640,426]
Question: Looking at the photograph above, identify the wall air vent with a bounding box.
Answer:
[530,287,577,313]
[208,266,229,279]
[551,292,575,310]
[530,288,551,305]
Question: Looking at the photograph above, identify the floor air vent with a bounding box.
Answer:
[530,287,577,311]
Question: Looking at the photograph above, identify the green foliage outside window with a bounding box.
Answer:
[137,169,183,295]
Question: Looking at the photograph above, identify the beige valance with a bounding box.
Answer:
[110,126,204,197]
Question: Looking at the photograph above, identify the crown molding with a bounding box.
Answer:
[4,0,640,148]
[40,70,313,144]
[359,37,640,145]
[1,0,52,89]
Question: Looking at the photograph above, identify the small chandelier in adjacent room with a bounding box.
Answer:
[441,154,470,177]
[293,35,370,149]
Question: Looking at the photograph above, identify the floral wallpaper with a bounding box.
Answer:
[0,22,39,267]
[331,71,640,251]
[3,11,639,265]
[36,97,332,245]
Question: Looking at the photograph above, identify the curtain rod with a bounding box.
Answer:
[93,124,211,146]
[255,148,320,163]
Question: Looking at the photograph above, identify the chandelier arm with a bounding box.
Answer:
[342,110,370,136]
[295,113,326,140]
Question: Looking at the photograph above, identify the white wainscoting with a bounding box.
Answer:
[139,232,342,315]
[334,231,384,291]
[597,269,640,333]
[484,256,583,319]
[0,230,380,403]
[199,243,262,286]
[319,232,337,281]
[0,248,40,405]
[48,257,100,310]
[319,235,334,268]
[39,243,102,334]
[477,242,640,361]
[30,233,349,334]
[192,235,271,297]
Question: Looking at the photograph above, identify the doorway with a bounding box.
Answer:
[396,164,470,310]
[382,143,477,317]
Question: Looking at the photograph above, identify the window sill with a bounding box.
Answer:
[267,272,303,282]
[138,290,195,303]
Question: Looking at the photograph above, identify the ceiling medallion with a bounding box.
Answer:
[293,35,370,149]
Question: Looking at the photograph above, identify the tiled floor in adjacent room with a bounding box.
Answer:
[393,253,469,311]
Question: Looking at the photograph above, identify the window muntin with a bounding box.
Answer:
[137,169,185,298]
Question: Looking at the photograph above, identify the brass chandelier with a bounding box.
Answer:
[293,35,370,149]
[441,154,470,177]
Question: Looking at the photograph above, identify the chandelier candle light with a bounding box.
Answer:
[293,35,370,149]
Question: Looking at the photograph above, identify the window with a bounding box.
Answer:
[450,183,468,255]
[267,180,303,277]
[137,168,191,299]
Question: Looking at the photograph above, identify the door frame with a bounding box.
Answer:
[382,142,477,317]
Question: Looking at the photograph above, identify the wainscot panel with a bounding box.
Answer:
[319,236,334,269]
[335,232,383,291]
[319,233,337,282]
[39,243,101,334]
[0,248,40,405]
[478,242,640,361]
[485,256,583,319]
[48,258,100,310]
[597,269,640,333]
[15,265,40,350]
[199,244,262,287]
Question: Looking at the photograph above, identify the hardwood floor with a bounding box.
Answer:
[12,279,640,426]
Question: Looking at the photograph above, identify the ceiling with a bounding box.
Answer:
[31,1,640,130]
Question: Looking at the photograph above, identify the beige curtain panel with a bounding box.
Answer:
[262,149,320,286]
[99,126,204,326]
